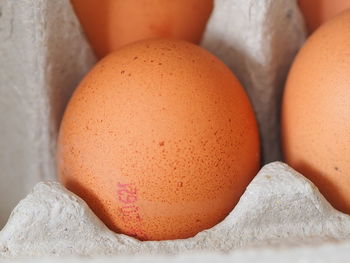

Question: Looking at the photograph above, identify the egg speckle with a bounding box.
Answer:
[58,39,260,241]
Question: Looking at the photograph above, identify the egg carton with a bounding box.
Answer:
[1,0,349,262]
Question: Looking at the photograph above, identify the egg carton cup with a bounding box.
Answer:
[2,161,350,261]
[1,0,348,262]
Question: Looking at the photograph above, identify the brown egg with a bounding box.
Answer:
[298,0,350,33]
[70,0,214,58]
[282,10,350,214]
[57,39,260,241]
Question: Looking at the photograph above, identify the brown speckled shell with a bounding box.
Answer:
[58,39,260,241]
[282,10,350,214]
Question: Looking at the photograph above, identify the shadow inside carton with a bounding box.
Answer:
[64,178,123,237]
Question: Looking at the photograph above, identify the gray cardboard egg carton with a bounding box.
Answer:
[1,0,350,262]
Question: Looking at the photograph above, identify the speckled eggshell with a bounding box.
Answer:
[70,0,214,58]
[57,39,260,241]
[282,10,350,214]
[298,0,350,33]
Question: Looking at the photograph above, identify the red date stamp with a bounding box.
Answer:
[117,182,147,240]
[117,183,138,204]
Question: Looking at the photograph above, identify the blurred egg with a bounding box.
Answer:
[57,39,260,241]
[298,0,350,33]
[71,0,214,58]
[282,10,350,214]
